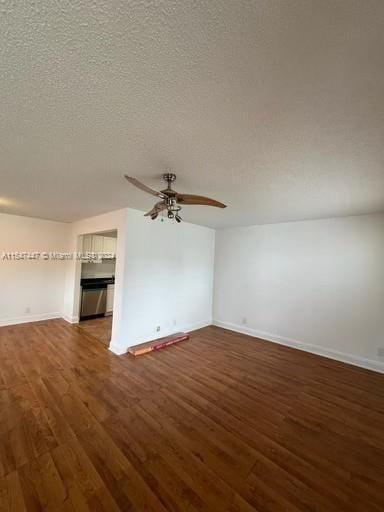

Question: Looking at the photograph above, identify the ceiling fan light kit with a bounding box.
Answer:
[124,172,226,223]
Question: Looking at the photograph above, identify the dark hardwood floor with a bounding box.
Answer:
[1,320,384,511]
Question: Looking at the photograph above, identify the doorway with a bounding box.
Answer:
[77,229,117,347]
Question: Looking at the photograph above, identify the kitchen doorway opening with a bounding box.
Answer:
[77,229,117,347]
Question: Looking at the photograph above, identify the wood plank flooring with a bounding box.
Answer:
[1,320,384,511]
[77,316,112,347]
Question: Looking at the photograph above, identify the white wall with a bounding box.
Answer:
[214,213,384,372]
[111,208,215,353]
[0,213,71,325]
[62,207,214,354]
[63,208,128,347]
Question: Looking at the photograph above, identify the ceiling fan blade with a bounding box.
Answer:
[144,202,167,217]
[124,175,166,199]
[177,194,227,208]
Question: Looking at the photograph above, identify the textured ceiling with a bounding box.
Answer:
[1,0,383,228]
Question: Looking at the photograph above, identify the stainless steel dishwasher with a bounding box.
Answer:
[80,278,114,320]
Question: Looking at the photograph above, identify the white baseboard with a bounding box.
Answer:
[0,312,61,327]
[108,319,212,356]
[182,319,212,333]
[62,314,79,324]
[108,343,126,355]
[213,320,384,375]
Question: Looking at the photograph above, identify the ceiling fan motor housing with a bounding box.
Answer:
[163,172,177,184]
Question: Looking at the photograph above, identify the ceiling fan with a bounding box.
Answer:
[124,173,227,223]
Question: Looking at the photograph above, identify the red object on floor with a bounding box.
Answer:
[128,332,189,356]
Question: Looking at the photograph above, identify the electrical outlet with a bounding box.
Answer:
[156,326,161,332]
[377,348,384,357]
[25,307,31,314]
[242,317,247,325]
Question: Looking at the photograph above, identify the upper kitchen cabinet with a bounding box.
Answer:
[82,234,117,256]
[92,235,104,253]
[103,236,117,254]
[82,234,93,252]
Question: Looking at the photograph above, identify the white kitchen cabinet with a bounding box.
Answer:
[106,284,114,314]
[103,236,117,254]
[82,235,117,256]
[82,234,93,252]
[92,235,104,253]
[82,234,100,253]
